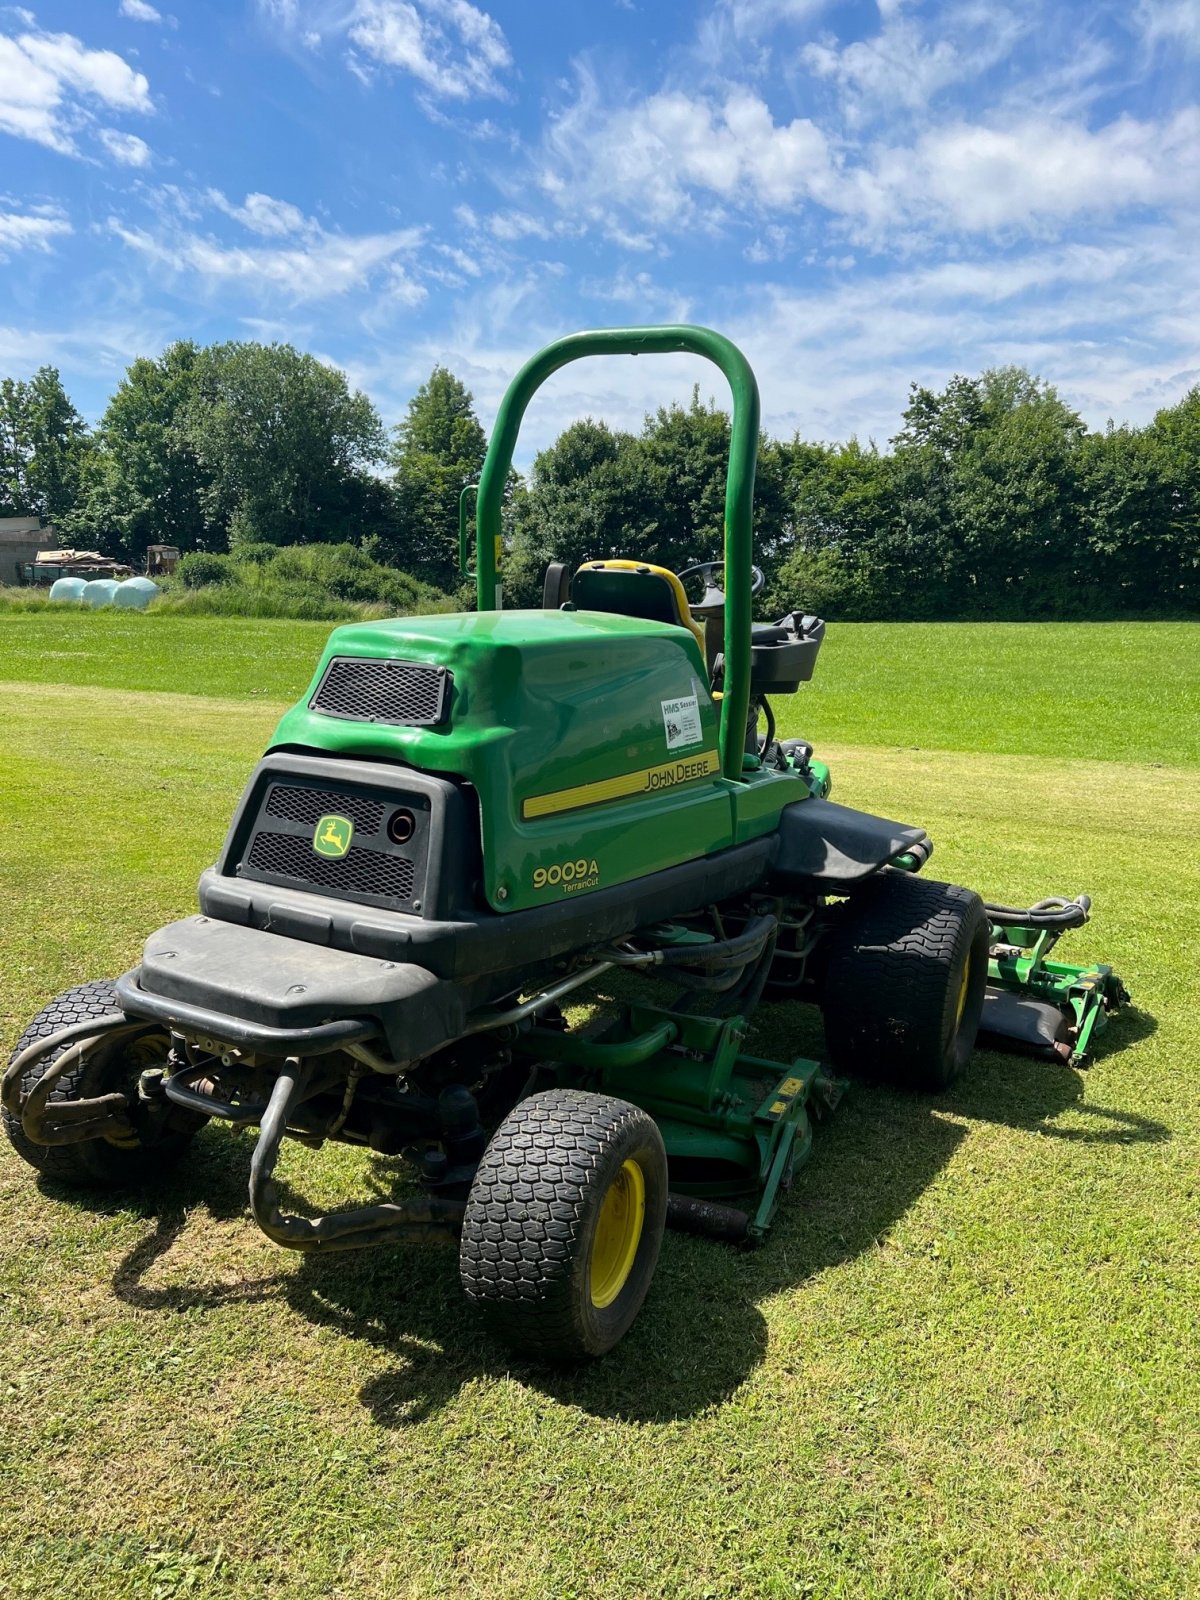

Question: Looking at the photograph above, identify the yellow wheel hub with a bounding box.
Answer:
[589,1159,646,1309]
[954,952,972,1030]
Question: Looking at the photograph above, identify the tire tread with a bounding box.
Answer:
[459,1087,666,1361]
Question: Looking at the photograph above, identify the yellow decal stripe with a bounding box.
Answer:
[522,749,720,820]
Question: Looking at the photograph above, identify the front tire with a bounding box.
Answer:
[3,981,201,1186]
[459,1088,668,1362]
[820,873,989,1090]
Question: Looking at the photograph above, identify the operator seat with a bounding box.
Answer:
[552,559,707,654]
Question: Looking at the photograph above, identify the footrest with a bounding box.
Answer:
[124,916,466,1061]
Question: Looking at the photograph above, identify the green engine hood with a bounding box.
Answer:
[270,608,742,911]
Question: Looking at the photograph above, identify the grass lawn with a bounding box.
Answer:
[1,614,1198,1599]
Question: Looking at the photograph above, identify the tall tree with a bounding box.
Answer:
[184,342,387,547]
[888,368,1086,616]
[766,439,896,620]
[506,391,793,607]
[0,367,90,525]
[77,341,211,563]
[388,366,488,589]
[506,417,649,599]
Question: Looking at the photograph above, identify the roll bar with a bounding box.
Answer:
[472,325,760,783]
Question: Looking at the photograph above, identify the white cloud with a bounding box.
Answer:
[800,3,1030,126]
[885,108,1200,233]
[359,211,1199,460]
[804,21,966,119]
[98,127,151,166]
[264,0,512,99]
[695,0,830,59]
[434,243,481,277]
[538,65,1200,244]
[540,73,836,228]
[721,0,828,28]
[1135,0,1200,53]
[0,315,174,392]
[209,189,309,237]
[118,0,163,21]
[107,211,428,305]
[0,23,151,155]
[349,0,511,97]
[579,267,692,321]
[0,207,72,261]
[487,209,553,241]
[718,224,1200,446]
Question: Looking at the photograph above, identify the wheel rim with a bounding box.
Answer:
[953,950,973,1032]
[589,1158,646,1309]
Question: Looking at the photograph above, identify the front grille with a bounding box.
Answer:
[245,831,415,901]
[264,783,384,833]
[311,657,450,726]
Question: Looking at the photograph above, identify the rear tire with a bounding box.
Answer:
[820,873,989,1090]
[3,981,201,1187]
[459,1088,668,1362]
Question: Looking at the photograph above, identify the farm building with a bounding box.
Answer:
[0,518,56,585]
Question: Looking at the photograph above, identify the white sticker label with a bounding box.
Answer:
[661,693,703,751]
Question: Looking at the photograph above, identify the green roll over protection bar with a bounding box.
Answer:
[471,326,762,784]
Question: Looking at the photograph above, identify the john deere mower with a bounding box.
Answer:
[3,327,1128,1361]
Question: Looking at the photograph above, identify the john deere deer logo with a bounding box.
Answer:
[313,813,353,859]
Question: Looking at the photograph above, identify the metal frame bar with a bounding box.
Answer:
[114,971,380,1057]
[472,325,762,783]
[247,1058,464,1251]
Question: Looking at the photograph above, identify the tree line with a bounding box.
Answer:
[2,340,1197,618]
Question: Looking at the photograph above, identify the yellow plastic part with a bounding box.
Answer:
[589,1158,646,1308]
[954,952,972,1030]
[572,559,707,652]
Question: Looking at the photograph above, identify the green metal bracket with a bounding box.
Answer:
[987,918,1129,1065]
[458,483,478,579]
[472,326,762,783]
[525,1002,843,1241]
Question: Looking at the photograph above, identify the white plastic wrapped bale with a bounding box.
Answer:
[49,577,88,602]
[114,576,159,609]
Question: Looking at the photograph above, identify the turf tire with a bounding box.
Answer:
[3,981,201,1186]
[459,1087,668,1362]
[820,872,989,1091]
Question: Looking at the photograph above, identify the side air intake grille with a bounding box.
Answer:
[245,831,415,901]
[237,777,429,912]
[264,783,384,833]
[310,657,450,726]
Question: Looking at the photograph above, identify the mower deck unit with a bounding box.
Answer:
[3,326,1129,1361]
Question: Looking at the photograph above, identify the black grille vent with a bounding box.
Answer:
[245,831,415,901]
[311,657,450,726]
[264,783,384,833]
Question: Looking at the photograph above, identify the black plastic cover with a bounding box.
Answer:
[768,798,930,885]
[138,916,467,1061]
[978,987,1071,1058]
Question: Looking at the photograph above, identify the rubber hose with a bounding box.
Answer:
[982,896,1090,929]
[654,913,778,971]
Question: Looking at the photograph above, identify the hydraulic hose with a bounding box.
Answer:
[1,1013,138,1118]
[607,914,778,974]
[759,695,776,758]
[982,895,1091,929]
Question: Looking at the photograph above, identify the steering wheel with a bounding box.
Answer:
[677,560,765,620]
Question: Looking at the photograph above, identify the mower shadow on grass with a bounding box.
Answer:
[102,1003,1164,1427]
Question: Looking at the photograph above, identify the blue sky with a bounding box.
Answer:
[2,0,1198,458]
